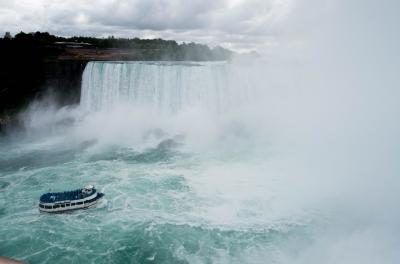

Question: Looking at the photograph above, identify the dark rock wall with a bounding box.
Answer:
[0,38,89,115]
[43,60,88,106]
[0,58,88,132]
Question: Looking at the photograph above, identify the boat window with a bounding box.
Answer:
[53,205,60,208]
[39,204,44,208]
[44,205,52,209]
[77,202,83,205]
[61,204,65,208]
[71,203,75,206]
[66,203,70,207]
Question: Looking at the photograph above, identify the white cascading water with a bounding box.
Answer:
[80,61,255,114]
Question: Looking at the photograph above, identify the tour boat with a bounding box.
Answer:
[39,185,104,213]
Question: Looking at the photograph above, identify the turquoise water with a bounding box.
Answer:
[0,61,333,263]
[0,133,312,263]
[2,61,398,263]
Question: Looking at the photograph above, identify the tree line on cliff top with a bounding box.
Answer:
[4,31,233,61]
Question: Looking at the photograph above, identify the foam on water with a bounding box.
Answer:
[0,61,320,263]
[0,135,312,263]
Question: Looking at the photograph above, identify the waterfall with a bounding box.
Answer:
[80,61,253,114]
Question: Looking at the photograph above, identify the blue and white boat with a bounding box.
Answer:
[39,185,104,213]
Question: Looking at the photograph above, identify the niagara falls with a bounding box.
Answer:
[0,0,399,263]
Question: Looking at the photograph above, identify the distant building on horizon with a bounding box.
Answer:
[53,41,93,48]
[4,32,12,39]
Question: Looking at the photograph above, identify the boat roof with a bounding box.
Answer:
[40,188,96,203]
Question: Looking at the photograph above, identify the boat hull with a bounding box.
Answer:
[39,193,104,213]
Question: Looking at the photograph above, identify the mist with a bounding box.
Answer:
[264,0,400,262]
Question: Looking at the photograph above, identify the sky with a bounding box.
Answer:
[0,0,295,53]
[0,0,398,54]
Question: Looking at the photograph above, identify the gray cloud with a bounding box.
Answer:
[0,0,295,53]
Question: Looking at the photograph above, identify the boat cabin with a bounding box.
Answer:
[38,185,104,213]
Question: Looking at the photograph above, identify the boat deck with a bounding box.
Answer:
[40,189,96,203]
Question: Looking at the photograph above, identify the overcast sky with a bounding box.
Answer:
[0,0,295,53]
